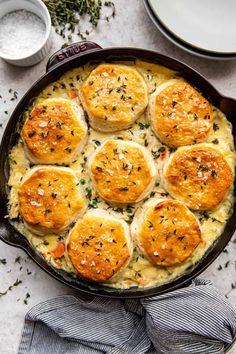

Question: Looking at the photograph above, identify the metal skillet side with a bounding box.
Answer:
[0,41,235,299]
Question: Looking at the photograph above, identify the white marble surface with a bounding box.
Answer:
[0,1,236,353]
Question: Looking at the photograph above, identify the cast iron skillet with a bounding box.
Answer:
[0,41,236,299]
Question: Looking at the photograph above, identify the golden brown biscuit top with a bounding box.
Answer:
[18,168,85,231]
[164,145,233,210]
[22,99,86,163]
[152,81,213,147]
[80,64,148,124]
[90,140,154,203]
[67,214,131,282]
[137,199,201,266]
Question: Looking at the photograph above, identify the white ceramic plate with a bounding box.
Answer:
[143,0,236,60]
[148,0,236,54]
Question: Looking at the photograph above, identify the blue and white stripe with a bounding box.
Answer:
[18,279,236,354]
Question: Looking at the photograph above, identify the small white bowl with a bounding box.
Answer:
[0,0,52,67]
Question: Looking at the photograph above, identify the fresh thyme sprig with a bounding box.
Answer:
[0,279,22,297]
[43,0,115,45]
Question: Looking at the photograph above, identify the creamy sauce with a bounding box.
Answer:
[8,60,236,289]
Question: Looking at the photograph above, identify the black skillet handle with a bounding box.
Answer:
[46,41,102,72]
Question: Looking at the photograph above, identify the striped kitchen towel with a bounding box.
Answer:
[18,279,236,354]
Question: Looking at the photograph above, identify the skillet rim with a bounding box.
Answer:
[0,43,235,299]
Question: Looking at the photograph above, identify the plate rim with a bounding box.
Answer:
[147,0,236,55]
[144,0,236,60]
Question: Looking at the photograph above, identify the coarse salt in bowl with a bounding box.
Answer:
[0,0,51,67]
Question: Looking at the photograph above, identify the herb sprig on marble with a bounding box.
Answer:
[43,0,115,45]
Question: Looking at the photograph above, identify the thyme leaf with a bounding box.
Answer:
[43,0,115,43]
[0,279,22,297]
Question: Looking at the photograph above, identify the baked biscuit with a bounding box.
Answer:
[149,80,213,147]
[67,210,132,282]
[18,166,86,235]
[79,64,148,132]
[89,139,156,204]
[22,98,87,164]
[163,144,233,210]
[131,198,201,266]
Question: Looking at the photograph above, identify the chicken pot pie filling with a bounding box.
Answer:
[7,60,235,289]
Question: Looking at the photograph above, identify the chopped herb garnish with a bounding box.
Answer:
[56,121,62,129]
[113,207,122,212]
[119,186,128,191]
[198,164,209,171]
[80,178,86,185]
[213,123,219,131]
[225,260,230,268]
[0,279,22,297]
[148,221,153,229]
[125,215,134,224]
[56,134,63,140]
[138,122,150,130]
[158,146,166,153]
[60,83,66,89]
[212,138,219,144]
[65,147,72,153]
[211,170,217,177]
[152,150,160,159]
[89,198,98,208]
[28,131,36,138]
[93,139,101,146]
[135,271,142,278]
[203,211,210,219]
[85,187,92,199]
[23,292,31,305]
[126,205,133,214]
[225,282,236,298]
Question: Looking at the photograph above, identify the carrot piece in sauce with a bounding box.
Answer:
[51,242,65,258]
[68,89,78,99]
